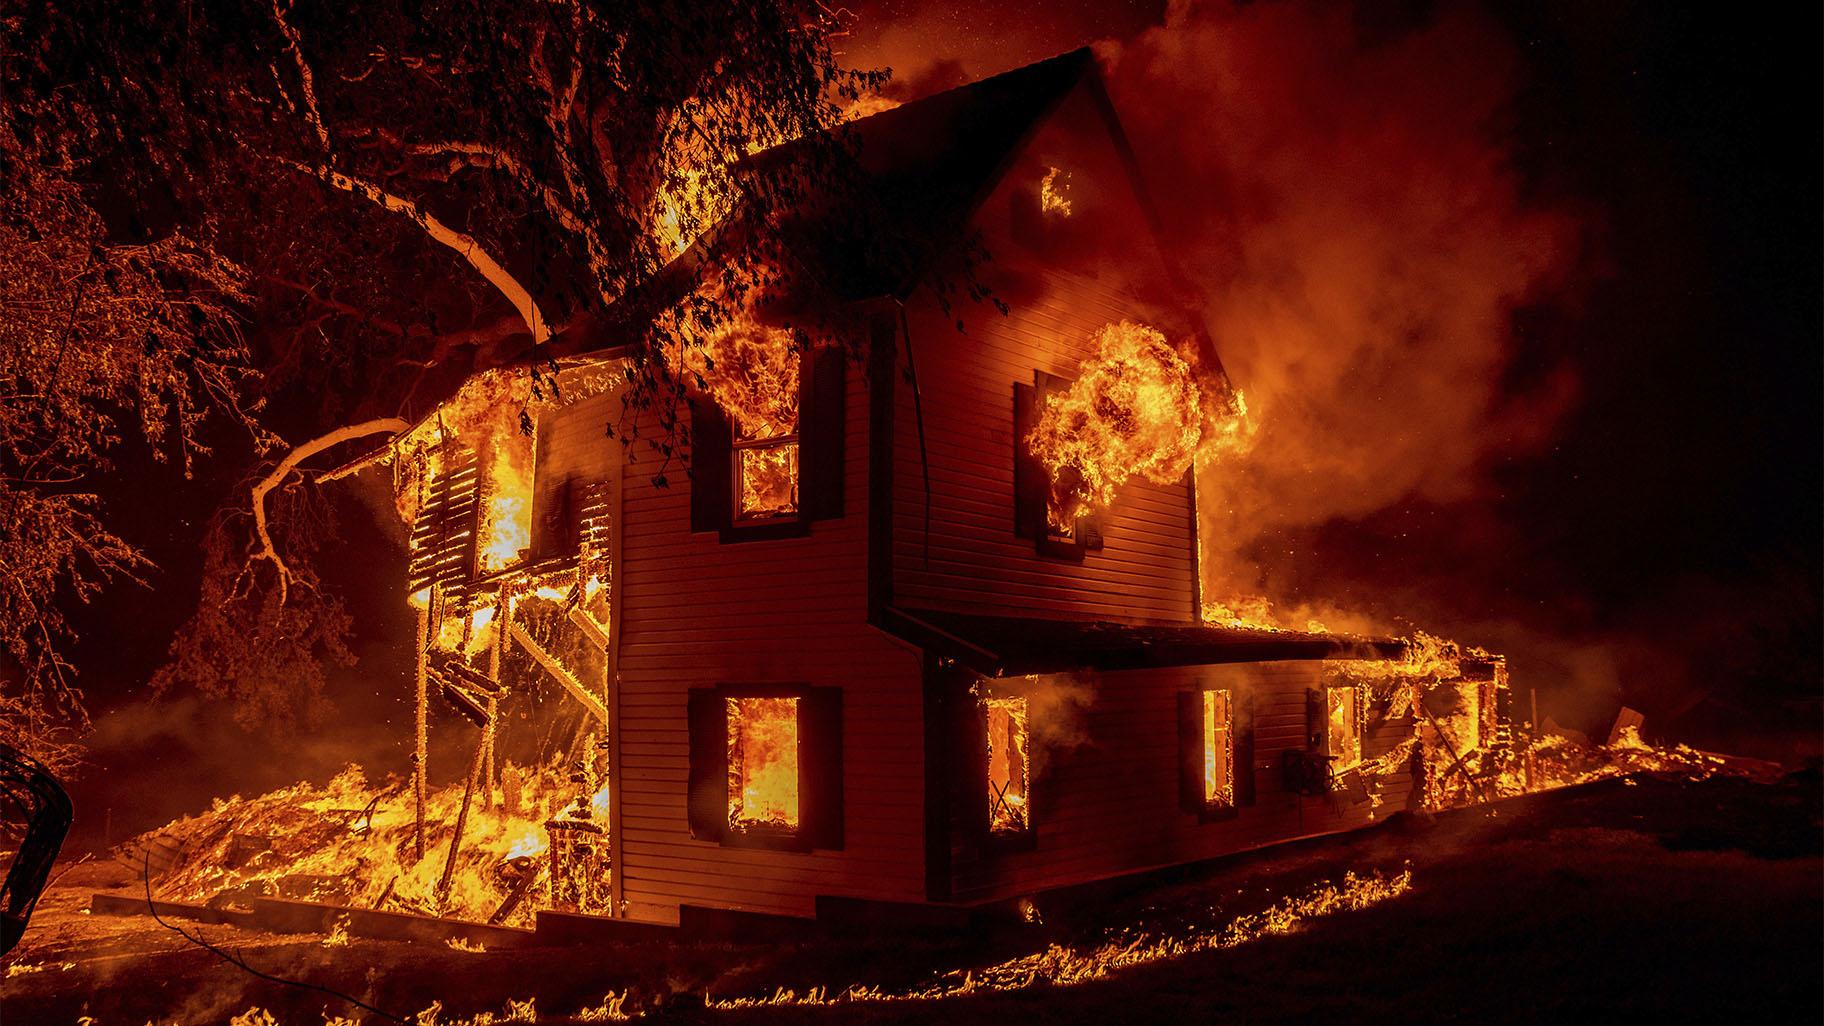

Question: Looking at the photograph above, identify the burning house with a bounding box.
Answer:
[334,50,1511,929]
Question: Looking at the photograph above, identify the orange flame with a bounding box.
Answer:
[690,321,800,439]
[727,697,800,831]
[1040,166,1073,217]
[690,320,803,520]
[1028,322,1203,527]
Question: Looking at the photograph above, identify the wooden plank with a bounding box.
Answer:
[510,622,607,724]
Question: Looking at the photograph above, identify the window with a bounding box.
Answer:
[690,346,844,541]
[1325,684,1364,772]
[1180,686,1254,818]
[733,434,799,521]
[986,695,1031,835]
[1013,372,1103,560]
[726,696,800,832]
[687,684,843,851]
[1202,689,1233,809]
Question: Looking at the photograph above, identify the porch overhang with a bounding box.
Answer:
[882,606,1409,678]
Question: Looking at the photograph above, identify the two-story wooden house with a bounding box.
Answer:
[382,50,1485,929]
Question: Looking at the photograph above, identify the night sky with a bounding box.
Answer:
[61,1,1820,845]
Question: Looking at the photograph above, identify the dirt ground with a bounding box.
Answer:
[3,772,1819,1026]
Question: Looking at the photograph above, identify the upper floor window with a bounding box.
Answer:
[690,339,845,542]
[1013,370,1103,560]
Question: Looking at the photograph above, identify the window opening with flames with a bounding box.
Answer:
[727,696,801,832]
[690,322,802,523]
[987,695,1031,835]
[1203,689,1234,809]
[1326,684,1364,773]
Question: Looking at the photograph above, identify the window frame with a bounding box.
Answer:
[1319,683,1368,779]
[690,344,844,544]
[980,686,1038,852]
[1180,685,1254,822]
[729,429,802,526]
[1013,371,1105,561]
[1201,688,1237,814]
[686,682,844,853]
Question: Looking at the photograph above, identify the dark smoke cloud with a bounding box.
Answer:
[1100,1,1582,623]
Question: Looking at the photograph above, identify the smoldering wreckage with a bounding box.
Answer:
[0,50,1786,1020]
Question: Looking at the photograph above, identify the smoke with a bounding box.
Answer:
[1023,673,1096,758]
[1097,2,1582,624]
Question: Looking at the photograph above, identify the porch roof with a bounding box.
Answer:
[881,606,1409,678]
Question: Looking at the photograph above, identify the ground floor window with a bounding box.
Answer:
[986,694,1031,835]
[687,684,843,851]
[1203,689,1234,809]
[726,695,801,832]
[1326,684,1364,772]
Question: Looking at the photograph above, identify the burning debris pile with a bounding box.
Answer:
[120,760,604,928]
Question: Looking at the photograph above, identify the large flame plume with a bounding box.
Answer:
[688,321,801,439]
[1027,321,1206,527]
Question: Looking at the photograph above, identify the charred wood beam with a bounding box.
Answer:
[509,622,608,724]
[436,738,488,909]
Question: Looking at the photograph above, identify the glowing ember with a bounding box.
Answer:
[1040,166,1073,216]
[1028,322,1202,527]
[1203,689,1233,807]
[727,697,800,831]
[987,695,1031,833]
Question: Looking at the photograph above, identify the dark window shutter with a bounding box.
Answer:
[962,696,992,844]
[1012,383,1047,539]
[686,689,728,841]
[1177,690,1203,814]
[689,399,732,533]
[1235,689,1257,806]
[803,347,845,521]
[800,686,844,850]
[407,444,481,602]
[1306,688,1325,751]
[533,473,584,561]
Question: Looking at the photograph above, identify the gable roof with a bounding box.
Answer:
[735,47,1096,301]
[548,48,1104,359]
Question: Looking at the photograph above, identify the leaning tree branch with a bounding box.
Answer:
[269,0,332,155]
[274,157,552,344]
[248,417,410,606]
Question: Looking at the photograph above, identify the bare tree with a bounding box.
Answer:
[6,0,883,731]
